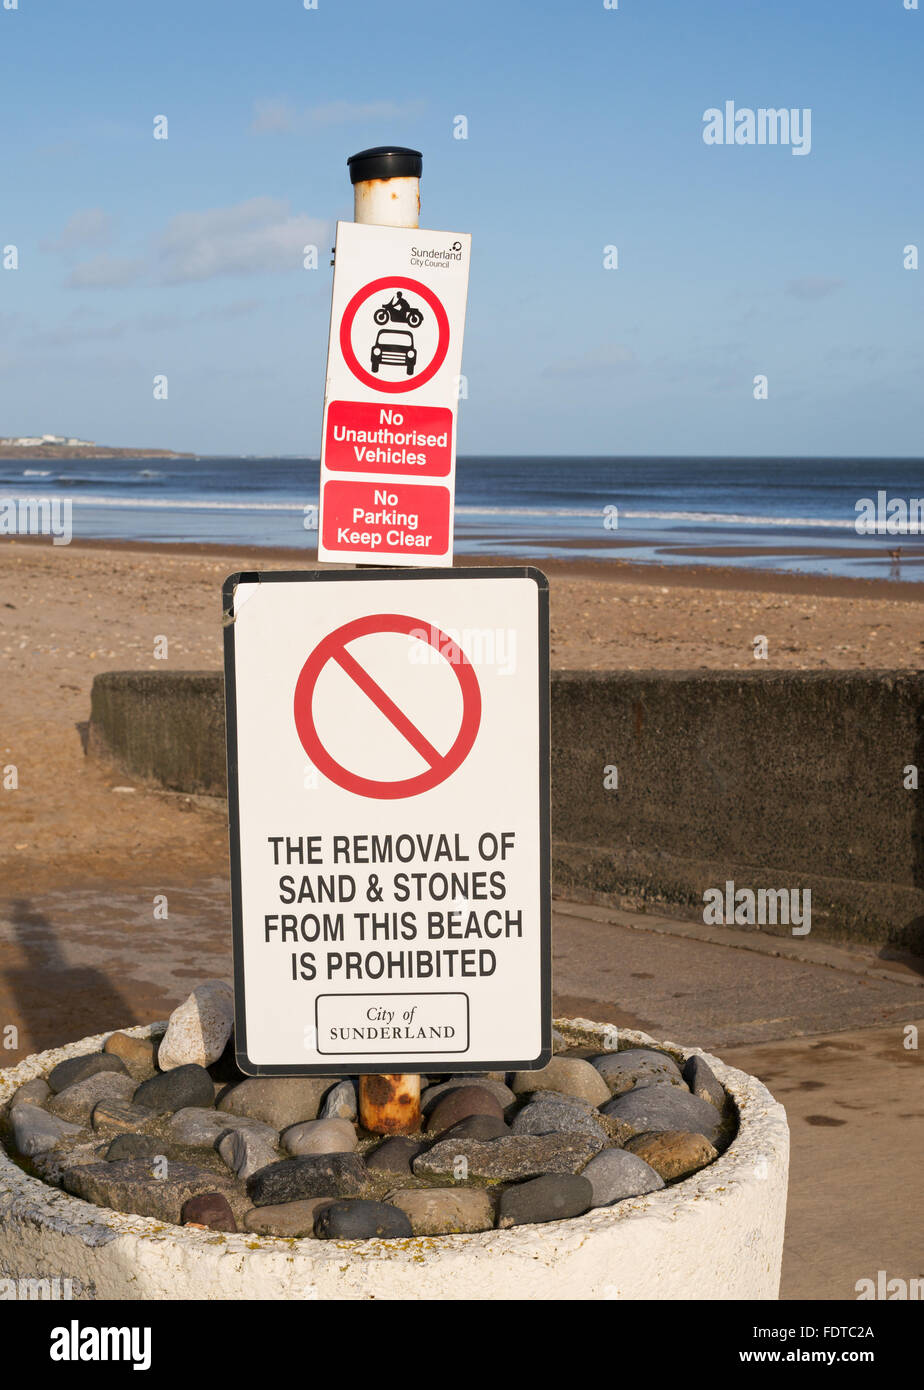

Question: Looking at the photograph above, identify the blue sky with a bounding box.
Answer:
[0,0,921,457]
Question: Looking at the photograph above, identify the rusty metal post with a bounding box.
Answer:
[358,1072,422,1136]
[348,145,425,1135]
[350,146,421,228]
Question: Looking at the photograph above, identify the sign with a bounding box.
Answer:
[223,568,551,1074]
[316,222,471,567]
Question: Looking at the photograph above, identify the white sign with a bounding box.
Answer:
[223,568,551,1074]
[316,221,471,567]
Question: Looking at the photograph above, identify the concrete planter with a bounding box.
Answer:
[0,1019,789,1301]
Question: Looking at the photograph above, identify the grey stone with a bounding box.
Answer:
[511,1057,610,1106]
[591,1048,685,1098]
[388,1187,494,1235]
[165,1107,277,1149]
[91,1102,161,1136]
[218,1127,280,1180]
[602,1085,725,1145]
[426,1085,505,1135]
[243,1198,336,1237]
[497,1174,593,1227]
[281,1118,358,1157]
[581,1147,666,1206]
[31,1138,110,1184]
[133,1064,215,1115]
[105,1134,167,1162]
[63,1159,241,1225]
[12,1104,83,1157]
[47,1052,128,1095]
[217,1076,337,1130]
[438,1115,509,1142]
[247,1153,368,1207]
[510,1099,607,1142]
[365,1136,429,1175]
[519,1087,595,1111]
[319,1081,357,1122]
[682,1055,727,1111]
[157,980,234,1071]
[314,1199,412,1240]
[47,1072,136,1124]
[421,1077,516,1114]
[413,1132,603,1182]
[9,1078,52,1111]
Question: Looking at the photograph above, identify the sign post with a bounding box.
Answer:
[317,147,470,568]
[327,144,464,1132]
[225,150,551,1139]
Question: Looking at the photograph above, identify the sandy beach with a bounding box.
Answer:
[1,536,922,899]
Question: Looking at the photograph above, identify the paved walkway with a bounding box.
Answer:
[1,886,920,1300]
[553,902,923,1302]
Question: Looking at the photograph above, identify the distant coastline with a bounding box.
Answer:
[0,444,194,460]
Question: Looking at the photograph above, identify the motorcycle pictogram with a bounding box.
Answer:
[373,290,424,328]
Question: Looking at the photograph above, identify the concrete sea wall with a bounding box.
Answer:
[89,669,924,950]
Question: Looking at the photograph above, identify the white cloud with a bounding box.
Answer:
[16,300,264,352]
[65,255,146,288]
[156,197,327,283]
[251,99,298,134]
[62,199,327,288]
[42,208,115,253]
[306,98,424,126]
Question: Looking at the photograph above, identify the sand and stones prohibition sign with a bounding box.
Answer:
[293,613,481,800]
[223,569,551,1075]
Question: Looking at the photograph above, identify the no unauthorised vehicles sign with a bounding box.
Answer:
[316,221,471,567]
[223,567,551,1074]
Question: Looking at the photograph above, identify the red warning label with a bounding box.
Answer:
[324,401,452,478]
[320,480,451,558]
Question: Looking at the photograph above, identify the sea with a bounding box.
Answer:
[1,454,922,581]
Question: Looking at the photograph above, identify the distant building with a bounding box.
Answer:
[0,434,94,446]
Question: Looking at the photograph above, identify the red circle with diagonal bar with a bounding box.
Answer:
[293,613,481,799]
[339,276,451,393]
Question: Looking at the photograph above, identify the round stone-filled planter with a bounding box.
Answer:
[0,1019,788,1301]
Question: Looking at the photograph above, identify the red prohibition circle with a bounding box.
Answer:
[339,276,451,393]
[293,613,481,800]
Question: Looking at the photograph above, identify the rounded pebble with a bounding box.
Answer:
[624,1129,719,1180]
[497,1174,593,1228]
[314,1199,413,1240]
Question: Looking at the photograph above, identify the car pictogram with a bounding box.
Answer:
[370,328,417,376]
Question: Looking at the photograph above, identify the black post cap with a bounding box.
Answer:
[347,146,423,184]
